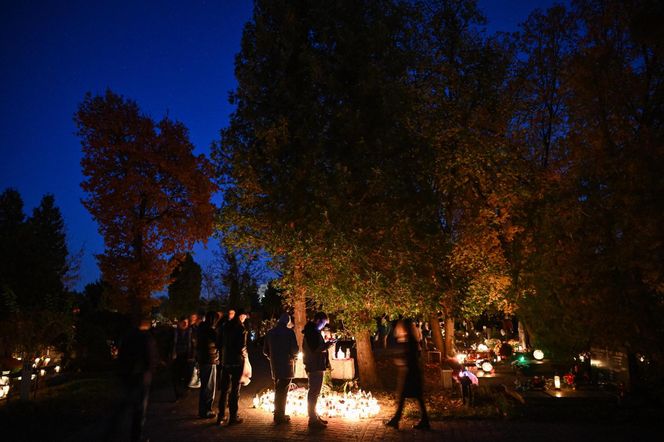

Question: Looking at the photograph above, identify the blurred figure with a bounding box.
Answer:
[421,322,432,351]
[385,318,430,430]
[264,313,299,424]
[197,311,220,418]
[459,366,477,405]
[171,316,192,400]
[377,314,390,349]
[107,317,158,442]
[302,311,334,429]
[217,308,249,425]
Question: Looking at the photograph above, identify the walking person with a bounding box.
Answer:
[302,311,334,429]
[217,308,249,425]
[263,313,299,424]
[197,311,220,418]
[171,316,192,400]
[385,318,430,430]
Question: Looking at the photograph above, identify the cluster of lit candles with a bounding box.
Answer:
[253,387,380,420]
[0,373,10,399]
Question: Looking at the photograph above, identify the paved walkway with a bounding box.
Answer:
[131,346,660,442]
[143,393,656,442]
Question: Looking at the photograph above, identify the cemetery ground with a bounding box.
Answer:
[1,345,662,441]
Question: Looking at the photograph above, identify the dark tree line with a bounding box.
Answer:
[0,189,75,399]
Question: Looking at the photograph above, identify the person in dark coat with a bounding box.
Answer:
[263,313,299,424]
[188,312,200,386]
[107,317,158,442]
[217,308,249,425]
[171,316,192,400]
[385,318,430,430]
[197,311,220,418]
[302,311,334,429]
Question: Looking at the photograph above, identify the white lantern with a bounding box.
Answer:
[554,375,561,390]
[455,353,467,364]
[533,349,544,360]
[481,361,493,372]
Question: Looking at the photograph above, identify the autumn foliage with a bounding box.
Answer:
[76,90,216,316]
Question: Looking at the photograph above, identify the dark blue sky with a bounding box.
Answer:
[0,0,560,291]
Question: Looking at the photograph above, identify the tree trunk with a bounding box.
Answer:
[355,328,380,389]
[293,287,307,350]
[429,313,444,361]
[292,265,307,350]
[444,315,456,358]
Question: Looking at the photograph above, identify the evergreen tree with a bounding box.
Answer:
[26,195,69,311]
[167,253,202,318]
[0,189,74,400]
[0,189,26,316]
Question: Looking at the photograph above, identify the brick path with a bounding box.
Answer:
[144,391,654,442]
[135,347,659,442]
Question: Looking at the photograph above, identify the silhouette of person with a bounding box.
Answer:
[107,316,158,442]
[197,311,220,418]
[217,308,249,425]
[385,318,430,430]
[171,316,192,400]
[264,312,299,424]
[302,311,334,429]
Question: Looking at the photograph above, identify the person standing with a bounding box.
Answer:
[302,311,334,429]
[217,308,249,425]
[263,313,299,424]
[197,311,219,418]
[385,318,430,430]
[188,312,200,387]
[171,316,192,400]
[108,316,158,442]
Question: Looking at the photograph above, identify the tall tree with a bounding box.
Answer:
[500,3,577,355]
[167,253,202,318]
[216,0,428,387]
[26,195,69,311]
[412,0,523,357]
[76,90,216,317]
[514,1,664,374]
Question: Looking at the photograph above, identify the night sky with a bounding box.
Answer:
[0,0,561,291]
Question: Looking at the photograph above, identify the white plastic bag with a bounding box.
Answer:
[188,364,201,389]
[240,357,252,386]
